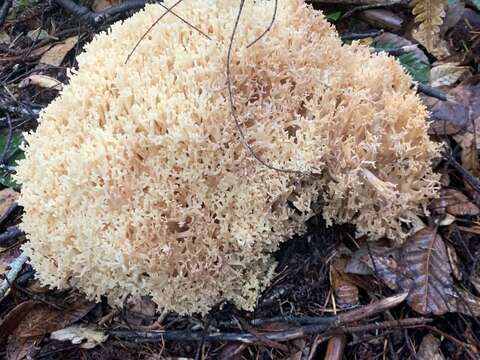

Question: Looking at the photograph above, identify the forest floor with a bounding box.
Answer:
[0,0,480,359]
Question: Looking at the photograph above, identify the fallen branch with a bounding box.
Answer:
[109,317,430,344]
[52,0,146,26]
[110,293,412,344]
[0,0,12,28]
[417,83,447,101]
[0,252,28,299]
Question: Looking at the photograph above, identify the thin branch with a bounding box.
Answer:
[125,0,185,64]
[52,0,146,26]
[109,317,430,344]
[417,83,447,101]
[0,0,12,28]
[0,252,28,299]
[246,0,277,48]
[227,0,302,174]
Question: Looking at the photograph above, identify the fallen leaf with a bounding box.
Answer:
[448,288,480,317]
[92,0,120,12]
[398,228,454,315]
[430,63,470,88]
[346,239,400,291]
[19,75,63,91]
[0,301,37,343]
[0,32,10,44]
[27,28,50,42]
[6,335,41,360]
[439,213,456,226]
[331,257,359,308]
[15,297,95,338]
[0,246,22,278]
[39,37,77,66]
[430,75,480,136]
[0,130,24,188]
[124,296,157,327]
[374,32,431,83]
[443,189,480,216]
[51,324,108,349]
[417,334,445,360]
[0,188,19,220]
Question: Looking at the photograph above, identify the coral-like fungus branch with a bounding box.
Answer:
[17,0,440,315]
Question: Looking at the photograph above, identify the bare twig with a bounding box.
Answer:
[227,0,303,174]
[341,30,384,40]
[109,317,430,344]
[417,83,448,101]
[53,0,146,26]
[0,0,12,29]
[0,252,28,299]
[246,0,277,48]
[125,0,211,64]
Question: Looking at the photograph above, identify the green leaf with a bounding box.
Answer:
[0,130,25,189]
[397,52,431,83]
[372,41,431,83]
[325,11,342,21]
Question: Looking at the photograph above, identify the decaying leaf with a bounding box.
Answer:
[39,37,77,66]
[417,334,445,360]
[19,75,63,91]
[92,0,120,12]
[51,324,108,349]
[411,0,447,53]
[6,334,41,360]
[0,188,19,220]
[0,301,37,343]
[398,227,454,315]
[345,240,400,291]
[443,189,479,216]
[431,75,480,136]
[448,288,480,317]
[430,63,470,88]
[15,298,95,338]
[331,257,359,307]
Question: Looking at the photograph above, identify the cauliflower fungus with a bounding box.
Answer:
[16,0,440,314]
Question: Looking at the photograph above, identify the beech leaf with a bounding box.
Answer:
[397,227,454,315]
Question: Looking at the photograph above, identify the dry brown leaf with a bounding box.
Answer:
[431,63,470,88]
[443,189,480,216]
[0,301,37,343]
[124,296,157,327]
[346,240,400,291]
[448,288,480,317]
[19,75,63,91]
[431,75,480,137]
[6,334,41,360]
[15,297,95,338]
[92,0,120,11]
[39,37,77,66]
[417,334,445,360]
[331,257,359,308]
[0,246,22,277]
[0,189,18,220]
[398,227,454,315]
